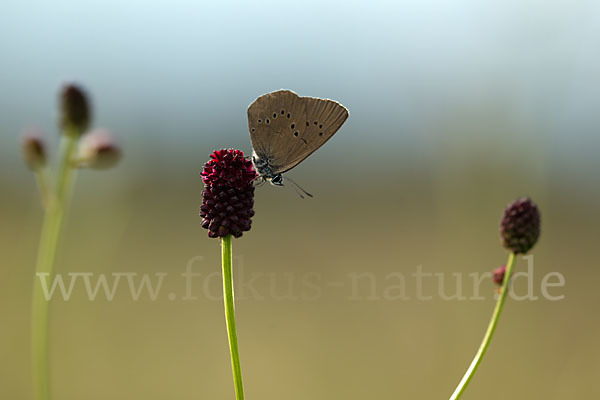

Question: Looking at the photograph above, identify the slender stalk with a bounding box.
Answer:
[34,168,52,209]
[449,252,517,400]
[31,132,79,400]
[221,235,245,400]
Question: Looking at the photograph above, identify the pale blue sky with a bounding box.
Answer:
[1,0,599,174]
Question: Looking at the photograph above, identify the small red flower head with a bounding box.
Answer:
[500,197,541,254]
[78,129,122,170]
[21,129,47,170]
[492,265,507,286]
[200,149,257,238]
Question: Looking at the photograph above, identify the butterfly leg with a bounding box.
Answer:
[253,176,266,187]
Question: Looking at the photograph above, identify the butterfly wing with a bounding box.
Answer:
[277,95,349,174]
[248,90,348,175]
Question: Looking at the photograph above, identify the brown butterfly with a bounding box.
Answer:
[248,89,349,196]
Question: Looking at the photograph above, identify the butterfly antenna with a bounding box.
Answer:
[284,176,313,199]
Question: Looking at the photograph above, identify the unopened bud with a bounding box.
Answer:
[492,265,507,286]
[60,84,91,134]
[21,129,47,170]
[77,129,121,170]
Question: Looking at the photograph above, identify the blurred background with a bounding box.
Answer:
[1,0,599,399]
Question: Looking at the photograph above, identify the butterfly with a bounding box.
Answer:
[247,89,349,197]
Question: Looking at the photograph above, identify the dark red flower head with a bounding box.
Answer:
[60,84,91,134]
[201,149,256,190]
[200,149,257,238]
[500,197,540,254]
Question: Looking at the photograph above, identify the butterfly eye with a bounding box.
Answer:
[271,174,283,185]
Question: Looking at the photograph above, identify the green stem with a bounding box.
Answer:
[221,235,245,400]
[449,252,517,400]
[31,132,79,400]
[34,168,52,209]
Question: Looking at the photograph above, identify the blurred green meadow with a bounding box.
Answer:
[2,1,600,399]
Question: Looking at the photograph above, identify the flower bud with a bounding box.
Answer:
[77,129,121,170]
[500,197,541,254]
[492,265,507,286]
[200,149,257,238]
[60,84,91,134]
[21,129,47,170]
